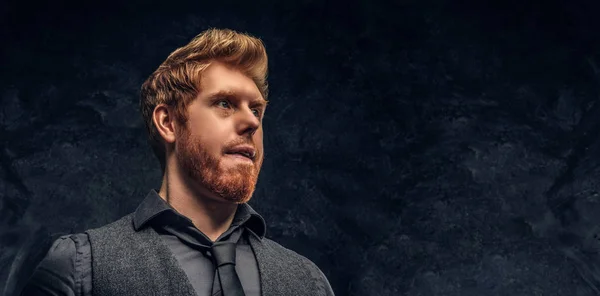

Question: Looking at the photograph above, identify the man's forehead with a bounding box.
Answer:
[197,62,267,102]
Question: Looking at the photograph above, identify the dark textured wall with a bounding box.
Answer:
[3,0,600,295]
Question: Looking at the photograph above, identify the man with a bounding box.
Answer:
[21,28,335,296]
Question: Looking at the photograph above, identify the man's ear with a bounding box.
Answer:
[153,104,177,144]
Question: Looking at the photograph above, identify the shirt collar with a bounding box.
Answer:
[133,189,266,239]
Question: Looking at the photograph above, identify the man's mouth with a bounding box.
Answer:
[225,145,256,162]
[225,151,254,161]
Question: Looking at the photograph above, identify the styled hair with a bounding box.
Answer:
[139,28,269,171]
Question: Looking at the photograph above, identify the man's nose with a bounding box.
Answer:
[236,106,260,136]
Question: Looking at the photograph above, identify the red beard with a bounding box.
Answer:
[175,127,261,204]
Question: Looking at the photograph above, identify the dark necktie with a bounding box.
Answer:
[211,241,246,296]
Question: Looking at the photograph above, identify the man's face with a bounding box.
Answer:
[175,61,267,204]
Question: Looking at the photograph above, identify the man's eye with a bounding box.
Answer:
[217,100,230,108]
[252,109,261,117]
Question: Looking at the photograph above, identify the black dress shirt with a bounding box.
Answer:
[21,190,267,296]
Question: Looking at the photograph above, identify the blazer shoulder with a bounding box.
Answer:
[85,213,136,242]
[259,237,335,294]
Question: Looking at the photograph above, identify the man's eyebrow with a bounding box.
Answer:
[208,89,236,98]
[250,98,269,108]
[209,90,269,107]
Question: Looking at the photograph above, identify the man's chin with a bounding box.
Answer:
[185,159,259,204]
[204,176,257,204]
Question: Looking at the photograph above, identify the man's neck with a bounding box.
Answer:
[158,169,238,242]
